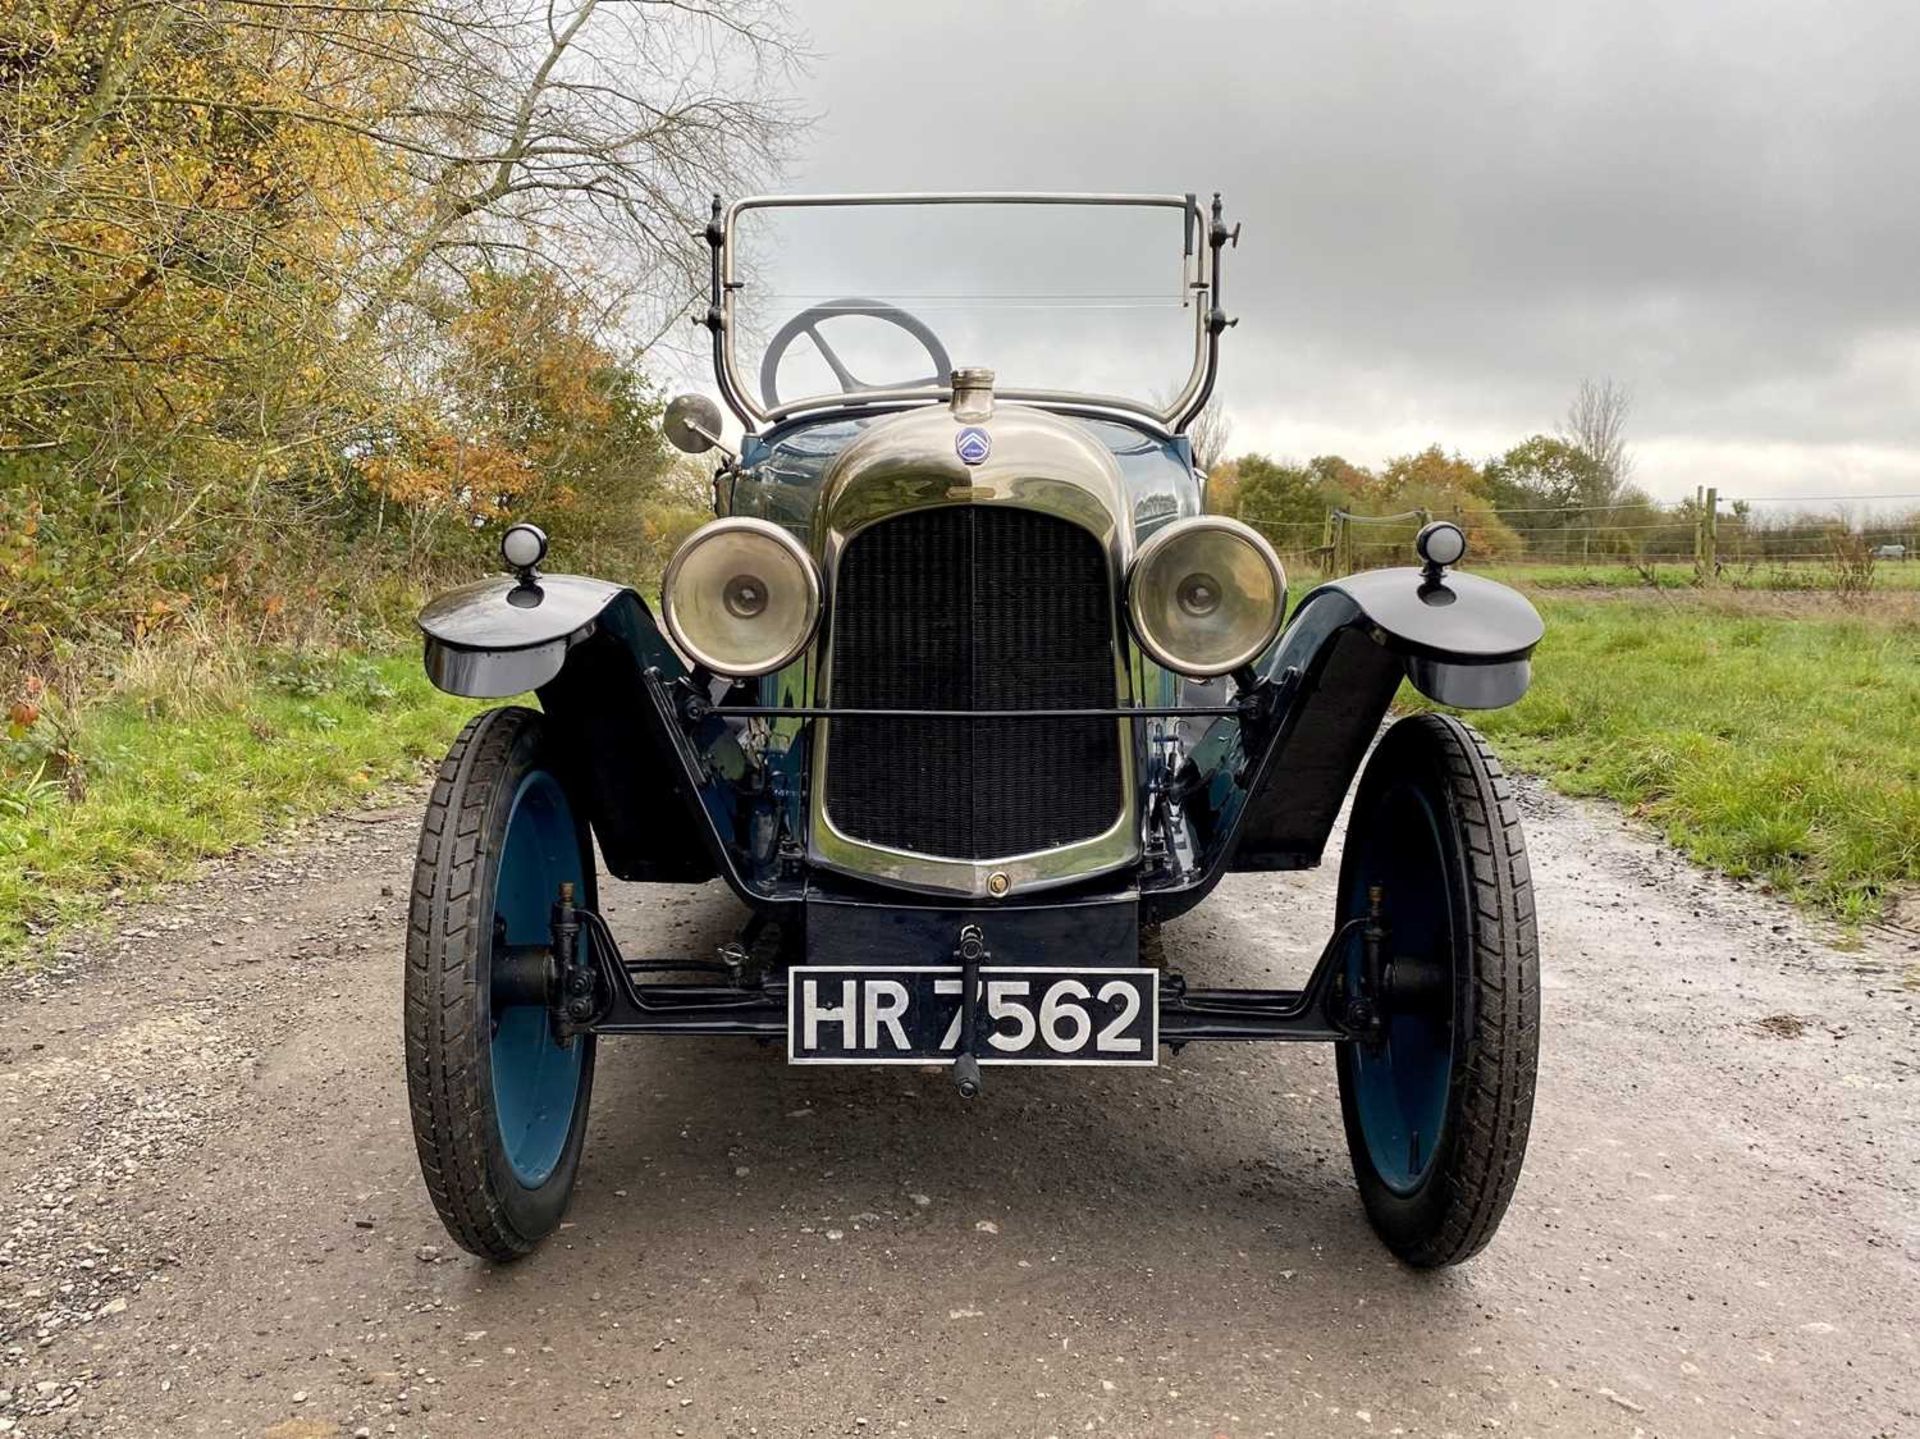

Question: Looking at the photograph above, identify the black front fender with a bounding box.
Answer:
[419,573,634,699]
[1145,567,1541,917]
[417,575,798,908]
[1303,567,1543,709]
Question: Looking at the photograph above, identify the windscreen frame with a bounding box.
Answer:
[708,192,1225,434]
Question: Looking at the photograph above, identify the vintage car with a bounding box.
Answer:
[406,193,1543,1268]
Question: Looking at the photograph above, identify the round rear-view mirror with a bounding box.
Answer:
[664,393,724,455]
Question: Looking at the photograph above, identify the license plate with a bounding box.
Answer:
[786,965,1159,1066]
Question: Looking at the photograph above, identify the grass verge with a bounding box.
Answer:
[2,646,474,961]
[1405,591,1919,924]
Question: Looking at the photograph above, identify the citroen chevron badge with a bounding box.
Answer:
[955,426,992,466]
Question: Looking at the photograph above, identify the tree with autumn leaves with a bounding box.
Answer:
[1209,383,1645,569]
[359,270,680,569]
[0,0,800,676]
[1214,447,1524,562]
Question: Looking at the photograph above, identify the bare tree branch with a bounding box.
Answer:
[1187,399,1233,473]
[1559,377,1634,504]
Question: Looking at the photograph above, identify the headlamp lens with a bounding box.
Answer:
[1128,518,1285,677]
[663,519,820,676]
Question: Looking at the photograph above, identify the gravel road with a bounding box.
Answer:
[0,776,1914,1438]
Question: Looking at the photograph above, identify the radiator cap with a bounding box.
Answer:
[951,367,995,422]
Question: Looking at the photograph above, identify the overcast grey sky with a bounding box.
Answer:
[756,0,1920,503]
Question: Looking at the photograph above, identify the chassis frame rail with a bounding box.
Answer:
[534,909,1366,1046]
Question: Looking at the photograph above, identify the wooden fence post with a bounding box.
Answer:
[1697,486,1712,576]
[1702,487,1719,577]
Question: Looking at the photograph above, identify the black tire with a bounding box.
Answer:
[1334,713,1539,1268]
[405,706,597,1260]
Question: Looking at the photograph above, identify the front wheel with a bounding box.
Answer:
[1335,713,1539,1268]
[404,706,596,1260]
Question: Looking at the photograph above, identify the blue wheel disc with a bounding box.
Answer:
[1347,781,1457,1196]
[489,770,587,1187]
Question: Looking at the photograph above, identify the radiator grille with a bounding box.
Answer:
[824,506,1124,860]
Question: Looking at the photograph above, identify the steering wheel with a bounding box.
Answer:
[758,297,953,410]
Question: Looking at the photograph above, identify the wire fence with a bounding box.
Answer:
[1234,491,1920,588]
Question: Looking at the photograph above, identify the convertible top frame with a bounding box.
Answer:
[703,191,1234,434]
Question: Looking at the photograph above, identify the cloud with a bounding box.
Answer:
[724,0,1920,502]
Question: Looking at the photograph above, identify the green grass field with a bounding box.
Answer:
[1403,591,1918,924]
